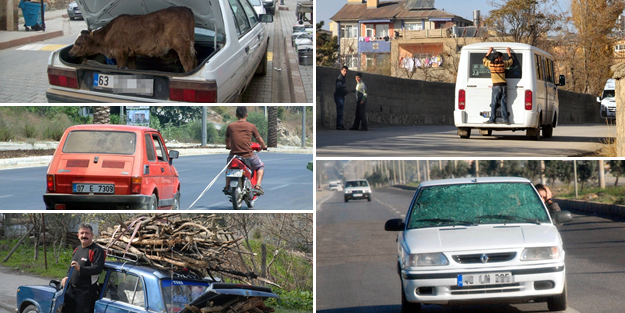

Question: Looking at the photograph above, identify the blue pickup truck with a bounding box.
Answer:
[16,261,278,313]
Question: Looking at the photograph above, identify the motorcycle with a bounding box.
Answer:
[225,143,265,209]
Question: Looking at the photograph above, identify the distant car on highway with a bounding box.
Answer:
[67,1,82,20]
[16,261,278,313]
[385,177,573,312]
[344,179,371,202]
[329,181,343,191]
[43,124,180,210]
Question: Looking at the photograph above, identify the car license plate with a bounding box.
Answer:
[480,111,503,118]
[353,193,362,197]
[73,183,114,194]
[457,272,513,287]
[93,73,154,96]
[75,9,81,13]
[226,169,244,178]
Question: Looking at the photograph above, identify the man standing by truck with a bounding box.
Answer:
[483,47,513,124]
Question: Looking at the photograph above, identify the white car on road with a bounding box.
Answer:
[344,179,372,202]
[385,177,573,312]
[46,0,273,103]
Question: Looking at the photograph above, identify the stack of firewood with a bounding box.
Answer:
[93,214,263,283]
[184,297,275,313]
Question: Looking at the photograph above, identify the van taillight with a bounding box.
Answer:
[169,80,217,102]
[458,89,466,110]
[131,176,142,194]
[46,174,55,192]
[525,90,533,110]
[47,67,78,89]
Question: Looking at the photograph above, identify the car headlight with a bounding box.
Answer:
[520,247,560,261]
[404,253,449,267]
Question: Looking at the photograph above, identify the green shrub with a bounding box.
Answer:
[267,289,313,311]
[247,112,268,143]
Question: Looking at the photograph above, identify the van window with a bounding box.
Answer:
[469,53,522,79]
[546,59,555,83]
[535,55,544,81]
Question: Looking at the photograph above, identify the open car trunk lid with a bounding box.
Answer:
[180,283,278,313]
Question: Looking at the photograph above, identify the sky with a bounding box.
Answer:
[316,0,572,30]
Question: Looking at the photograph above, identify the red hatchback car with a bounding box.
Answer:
[43,125,180,209]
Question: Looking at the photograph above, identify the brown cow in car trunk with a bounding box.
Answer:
[69,6,197,73]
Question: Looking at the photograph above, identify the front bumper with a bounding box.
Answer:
[43,193,152,209]
[454,110,539,129]
[401,264,565,305]
[344,193,371,200]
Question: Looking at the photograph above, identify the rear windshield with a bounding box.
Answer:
[407,182,549,229]
[63,131,136,154]
[346,181,369,187]
[161,279,211,313]
[469,53,523,79]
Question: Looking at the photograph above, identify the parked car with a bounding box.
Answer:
[597,79,616,119]
[46,0,273,103]
[385,177,573,312]
[344,179,372,202]
[43,125,180,210]
[16,261,278,313]
[262,0,277,15]
[249,0,266,15]
[454,42,565,140]
[67,1,82,20]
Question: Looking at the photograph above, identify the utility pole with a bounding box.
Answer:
[301,106,306,148]
[599,160,605,188]
[201,106,207,147]
[574,160,579,198]
[540,160,545,185]
[417,160,421,182]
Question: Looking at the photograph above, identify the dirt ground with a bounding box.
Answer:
[0,149,55,159]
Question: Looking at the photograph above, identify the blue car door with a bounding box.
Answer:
[95,271,148,313]
[50,267,73,313]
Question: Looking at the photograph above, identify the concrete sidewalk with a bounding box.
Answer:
[0,8,69,50]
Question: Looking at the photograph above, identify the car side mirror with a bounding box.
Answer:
[597,96,602,102]
[385,218,405,231]
[553,211,573,224]
[168,150,179,165]
[50,279,62,291]
[557,75,565,86]
[260,14,274,23]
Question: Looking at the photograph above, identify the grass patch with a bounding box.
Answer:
[0,238,73,280]
[556,186,625,205]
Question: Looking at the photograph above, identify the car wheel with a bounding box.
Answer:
[547,280,567,311]
[367,196,371,202]
[149,194,158,210]
[171,192,180,210]
[479,129,492,136]
[458,127,471,139]
[542,124,553,138]
[401,282,422,313]
[344,197,348,203]
[69,16,74,20]
[21,304,38,313]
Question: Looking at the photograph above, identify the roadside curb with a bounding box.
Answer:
[554,198,625,219]
[284,37,306,103]
[0,30,64,50]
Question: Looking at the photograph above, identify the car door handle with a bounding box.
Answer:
[245,46,250,54]
[161,167,164,173]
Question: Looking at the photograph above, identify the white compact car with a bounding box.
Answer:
[344,179,372,202]
[454,42,565,140]
[385,177,573,312]
[46,0,273,103]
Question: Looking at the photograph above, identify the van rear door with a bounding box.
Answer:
[463,52,523,124]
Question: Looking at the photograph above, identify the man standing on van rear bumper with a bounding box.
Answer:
[484,47,513,124]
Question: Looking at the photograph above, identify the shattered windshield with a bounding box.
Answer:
[63,131,136,154]
[407,182,550,229]
[161,279,211,313]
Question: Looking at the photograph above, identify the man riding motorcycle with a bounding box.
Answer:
[224,106,267,195]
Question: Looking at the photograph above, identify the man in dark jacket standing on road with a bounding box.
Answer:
[334,66,349,130]
[483,47,513,124]
[61,223,105,313]
[350,72,368,131]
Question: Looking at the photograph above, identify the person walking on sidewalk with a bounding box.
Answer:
[334,66,349,130]
[350,72,368,131]
[483,47,513,124]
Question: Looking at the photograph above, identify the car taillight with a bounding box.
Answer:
[55,204,67,210]
[458,89,466,110]
[169,80,217,102]
[131,176,142,194]
[525,90,533,110]
[48,67,78,89]
[47,174,55,192]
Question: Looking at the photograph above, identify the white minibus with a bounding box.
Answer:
[454,42,565,140]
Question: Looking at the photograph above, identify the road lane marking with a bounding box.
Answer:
[268,52,273,61]
[316,192,334,212]
[374,196,405,217]
[269,184,289,190]
[0,195,12,199]
[17,44,66,51]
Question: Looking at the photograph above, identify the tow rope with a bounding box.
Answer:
[186,157,234,209]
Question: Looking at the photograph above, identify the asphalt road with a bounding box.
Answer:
[316,124,616,157]
[0,153,313,210]
[316,187,625,313]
